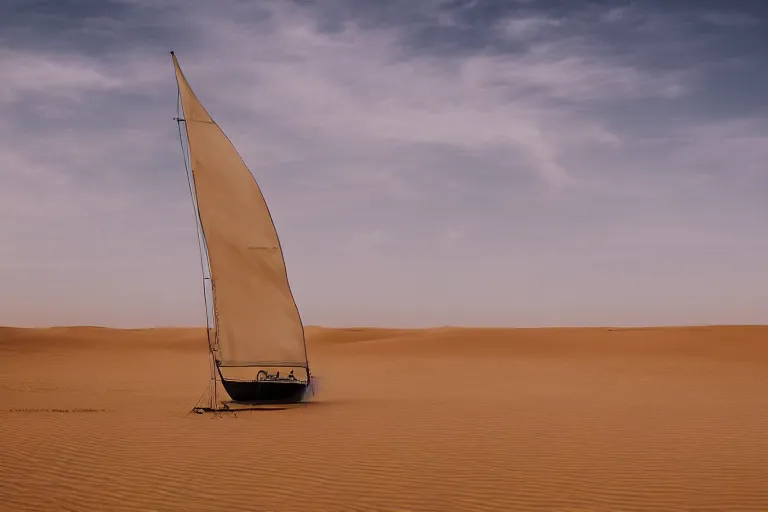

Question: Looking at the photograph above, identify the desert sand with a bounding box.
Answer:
[1,325,767,511]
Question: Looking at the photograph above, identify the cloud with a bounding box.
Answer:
[161,1,693,193]
[701,11,762,27]
[496,16,562,39]
[671,118,768,180]
[0,50,122,102]
[1,0,767,327]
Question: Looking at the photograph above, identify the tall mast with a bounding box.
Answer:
[170,50,219,410]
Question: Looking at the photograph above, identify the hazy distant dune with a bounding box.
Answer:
[306,324,768,363]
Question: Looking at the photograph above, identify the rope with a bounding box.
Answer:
[173,65,218,411]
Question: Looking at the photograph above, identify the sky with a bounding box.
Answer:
[1,0,767,328]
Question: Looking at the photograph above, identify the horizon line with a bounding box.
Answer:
[3,323,767,331]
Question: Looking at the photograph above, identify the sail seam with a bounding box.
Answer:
[218,361,309,367]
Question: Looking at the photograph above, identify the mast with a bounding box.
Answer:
[170,51,219,410]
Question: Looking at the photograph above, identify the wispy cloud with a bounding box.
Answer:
[701,11,762,27]
[0,50,121,102]
[1,0,767,327]
[496,16,562,39]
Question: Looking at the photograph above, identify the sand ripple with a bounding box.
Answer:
[1,326,767,511]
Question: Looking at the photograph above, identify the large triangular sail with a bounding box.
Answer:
[171,52,310,404]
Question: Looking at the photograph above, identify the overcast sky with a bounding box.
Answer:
[2,0,767,328]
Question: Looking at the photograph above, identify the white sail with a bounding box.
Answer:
[171,53,308,381]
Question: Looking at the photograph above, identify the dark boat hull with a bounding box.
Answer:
[221,378,309,404]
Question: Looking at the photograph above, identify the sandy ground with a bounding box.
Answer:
[1,325,767,511]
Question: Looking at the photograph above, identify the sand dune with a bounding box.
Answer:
[1,325,767,511]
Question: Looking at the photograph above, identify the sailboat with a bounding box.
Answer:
[170,51,312,411]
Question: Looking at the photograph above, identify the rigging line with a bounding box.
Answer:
[176,118,218,352]
[175,94,213,350]
[172,52,221,411]
[174,80,219,409]
[187,383,212,416]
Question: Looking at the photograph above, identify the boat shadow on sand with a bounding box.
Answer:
[190,377,341,414]
[190,398,349,415]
